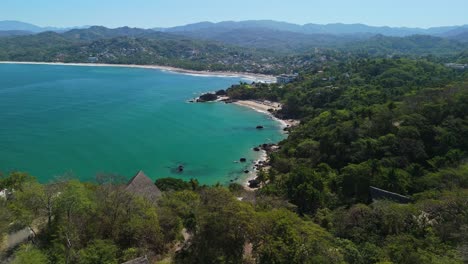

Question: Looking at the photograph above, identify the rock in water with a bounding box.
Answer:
[215,89,227,96]
[197,93,218,102]
[177,165,184,172]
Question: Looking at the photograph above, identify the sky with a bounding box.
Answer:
[1,0,467,29]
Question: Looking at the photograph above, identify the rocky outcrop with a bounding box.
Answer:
[248,179,260,188]
[197,93,218,102]
[215,89,227,96]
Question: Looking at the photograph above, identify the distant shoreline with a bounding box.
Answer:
[0,61,277,83]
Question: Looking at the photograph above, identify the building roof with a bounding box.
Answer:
[125,170,162,201]
[121,256,150,264]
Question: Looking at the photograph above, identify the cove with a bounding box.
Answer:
[0,63,285,184]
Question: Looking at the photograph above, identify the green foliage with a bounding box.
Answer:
[78,240,118,264]
[12,245,49,264]
[176,188,255,264]
[253,209,344,264]
[155,177,191,191]
[1,56,467,263]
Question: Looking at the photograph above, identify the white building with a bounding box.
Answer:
[276,74,298,84]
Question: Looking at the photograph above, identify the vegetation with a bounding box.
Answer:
[0,26,467,75]
[226,57,468,262]
[0,30,467,263]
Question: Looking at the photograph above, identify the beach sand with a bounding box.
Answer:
[232,100,300,190]
[0,61,277,83]
[233,100,299,127]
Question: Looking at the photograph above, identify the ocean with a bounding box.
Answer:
[0,63,285,184]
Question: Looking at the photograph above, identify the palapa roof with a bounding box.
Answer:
[121,256,149,264]
[125,170,162,201]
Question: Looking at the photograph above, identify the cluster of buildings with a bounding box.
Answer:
[276,73,298,84]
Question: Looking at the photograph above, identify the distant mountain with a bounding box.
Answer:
[61,26,155,41]
[346,34,468,56]
[0,20,89,33]
[450,31,468,42]
[0,30,34,37]
[169,27,369,52]
[157,20,468,37]
[438,26,468,42]
[0,20,43,32]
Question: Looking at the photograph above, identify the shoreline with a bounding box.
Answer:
[242,150,268,190]
[227,100,299,189]
[0,61,277,83]
[232,100,299,128]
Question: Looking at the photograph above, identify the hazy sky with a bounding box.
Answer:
[1,0,467,28]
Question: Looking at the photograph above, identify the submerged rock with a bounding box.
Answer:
[240,158,247,162]
[253,147,260,152]
[256,125,264,129]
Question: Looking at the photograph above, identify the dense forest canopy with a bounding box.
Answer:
[0,26,467,74]
[0,24,467,263]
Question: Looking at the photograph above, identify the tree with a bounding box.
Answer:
[253,209,344,264]
[176,188,255,264]
[12,245,48,264]
[78,240,118,264]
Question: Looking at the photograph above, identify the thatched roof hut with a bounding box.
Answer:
[125,170,162,201]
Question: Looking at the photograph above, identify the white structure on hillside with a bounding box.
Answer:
[445,63,467,70]
[276,74,298,84]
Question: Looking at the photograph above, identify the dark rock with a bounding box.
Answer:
[267,108,274,112]
[256,125,264,129]
[244,170,250,173]
[177,165,184,172]
[253,147,260,152]
[248,179,260,188]
[215,89,227,96]
[240,158,247,162]
[197,93,218,102]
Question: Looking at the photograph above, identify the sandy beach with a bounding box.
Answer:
[233,100,300,128]
[0,61,277,83]
[232,100,299,190]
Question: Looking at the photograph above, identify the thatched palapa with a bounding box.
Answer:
[125,170,162,201]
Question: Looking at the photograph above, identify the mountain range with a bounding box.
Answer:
[1,20,467,38]
[0,20,88,34]
[157,20,468,37]
[0,20,467,71]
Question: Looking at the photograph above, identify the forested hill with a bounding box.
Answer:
[1,57,467,263]
[0,26,467,74]
[225,58,468,262]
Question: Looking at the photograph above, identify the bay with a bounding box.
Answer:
[0,63,285,184]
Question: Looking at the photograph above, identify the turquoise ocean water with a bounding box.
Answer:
[0,64,285,184]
